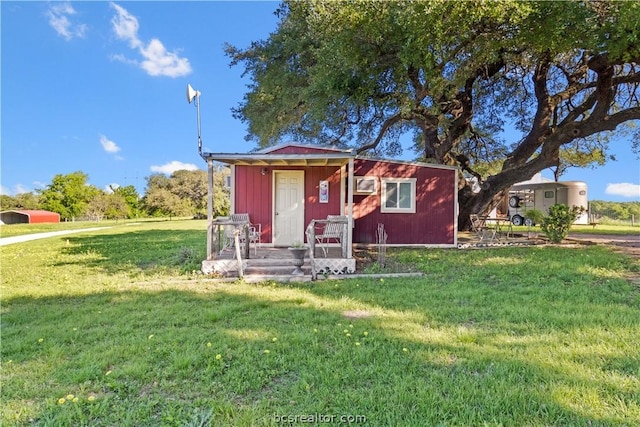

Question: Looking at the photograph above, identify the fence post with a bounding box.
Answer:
[377,223,387,268]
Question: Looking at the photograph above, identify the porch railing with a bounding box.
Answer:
[210,218,251,278]
[306,216,351,280]
[305,222,316,279]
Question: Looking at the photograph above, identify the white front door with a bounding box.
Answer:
[273,171,305,246]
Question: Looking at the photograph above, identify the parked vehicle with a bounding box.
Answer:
[507,181,588,226]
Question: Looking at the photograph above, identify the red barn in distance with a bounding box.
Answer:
[0,210,61,225]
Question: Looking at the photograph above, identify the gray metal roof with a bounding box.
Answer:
[201,151,354,167]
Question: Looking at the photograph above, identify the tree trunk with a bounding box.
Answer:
[457,180,517,231]
[458,187,492,231]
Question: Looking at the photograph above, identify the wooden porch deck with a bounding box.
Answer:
[202,245,353,278]
[211,245,345,261]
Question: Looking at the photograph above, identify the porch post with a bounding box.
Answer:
[230,165,236,214]
[207,158,214,259]
[347,157,354,259]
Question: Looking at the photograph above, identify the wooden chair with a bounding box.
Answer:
[470,214,497,242]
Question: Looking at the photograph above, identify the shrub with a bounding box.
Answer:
[524,209,545,226]
[540,204,586,243]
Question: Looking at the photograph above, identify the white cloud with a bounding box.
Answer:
[109,53,137,66]
[110,3,141,48]
[14,184,31,194]
[606,183,640,198]
[104,183,120,194]
[139,39,191,77]
[47,2,87,41]
[0,184,35,196]
[150,161,199,174]
[110,3,192,78]
[100,134,121,154]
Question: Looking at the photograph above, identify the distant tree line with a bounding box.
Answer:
[0,168,230,221]
[589,200,640,222]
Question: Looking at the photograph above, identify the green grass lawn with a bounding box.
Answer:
[508,223,639,236]
[1,220,639,426]
[0,217,192,238]
[568,223,640,235]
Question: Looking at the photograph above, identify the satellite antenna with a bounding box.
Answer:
[186,84,203,156]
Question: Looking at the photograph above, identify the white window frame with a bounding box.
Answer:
[354,176,377,195]
[380,178,416,213]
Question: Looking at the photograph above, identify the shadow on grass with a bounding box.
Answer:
[339,246,640,329]
[57,228,206,275]
[3,280,638,426]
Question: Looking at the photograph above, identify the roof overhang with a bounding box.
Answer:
[202,152,354,167]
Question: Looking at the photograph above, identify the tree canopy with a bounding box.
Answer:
[0,169,231,221]
[143,168,230,218]
[227,0,640,229]
[38,171,99,221]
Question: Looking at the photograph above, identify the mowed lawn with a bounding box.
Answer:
[1,220,639,426]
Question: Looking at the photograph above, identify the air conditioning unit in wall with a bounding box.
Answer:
[354,176,377,195]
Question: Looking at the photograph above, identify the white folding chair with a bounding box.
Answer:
[230,213,261,255]
[315,215,347,257]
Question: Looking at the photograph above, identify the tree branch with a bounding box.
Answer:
[356,114,405,154]
[504,54,554,169]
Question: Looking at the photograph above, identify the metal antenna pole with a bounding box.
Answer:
[187,84,214,259]
[187,84,203,157]
[195,94,202,156]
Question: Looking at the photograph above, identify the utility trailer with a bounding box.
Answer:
[507,181,588,226]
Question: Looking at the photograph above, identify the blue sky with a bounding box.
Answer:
[1,1,639,202]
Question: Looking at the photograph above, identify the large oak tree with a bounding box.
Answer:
[227,0,639,229]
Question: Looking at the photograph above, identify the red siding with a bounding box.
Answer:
[352,159,456,245]
[29,212,61,224]
[234,165,342,244]
[234,166,273,241]
[302,166,342,228]
[232,156,456,246]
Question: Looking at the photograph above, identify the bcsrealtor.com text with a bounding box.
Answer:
[274,413,367,424]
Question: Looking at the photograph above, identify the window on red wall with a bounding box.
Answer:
[381,178,416,213]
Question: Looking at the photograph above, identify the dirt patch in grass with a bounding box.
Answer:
[342,310,374,319]
[566,233,640,285]
[566,233,639,259]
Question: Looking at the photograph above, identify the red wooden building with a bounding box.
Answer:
[202,144,458,263]
[352,157,458,245]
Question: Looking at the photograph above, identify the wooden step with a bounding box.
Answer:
[244,265,312,276]
[244,257,310,267]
